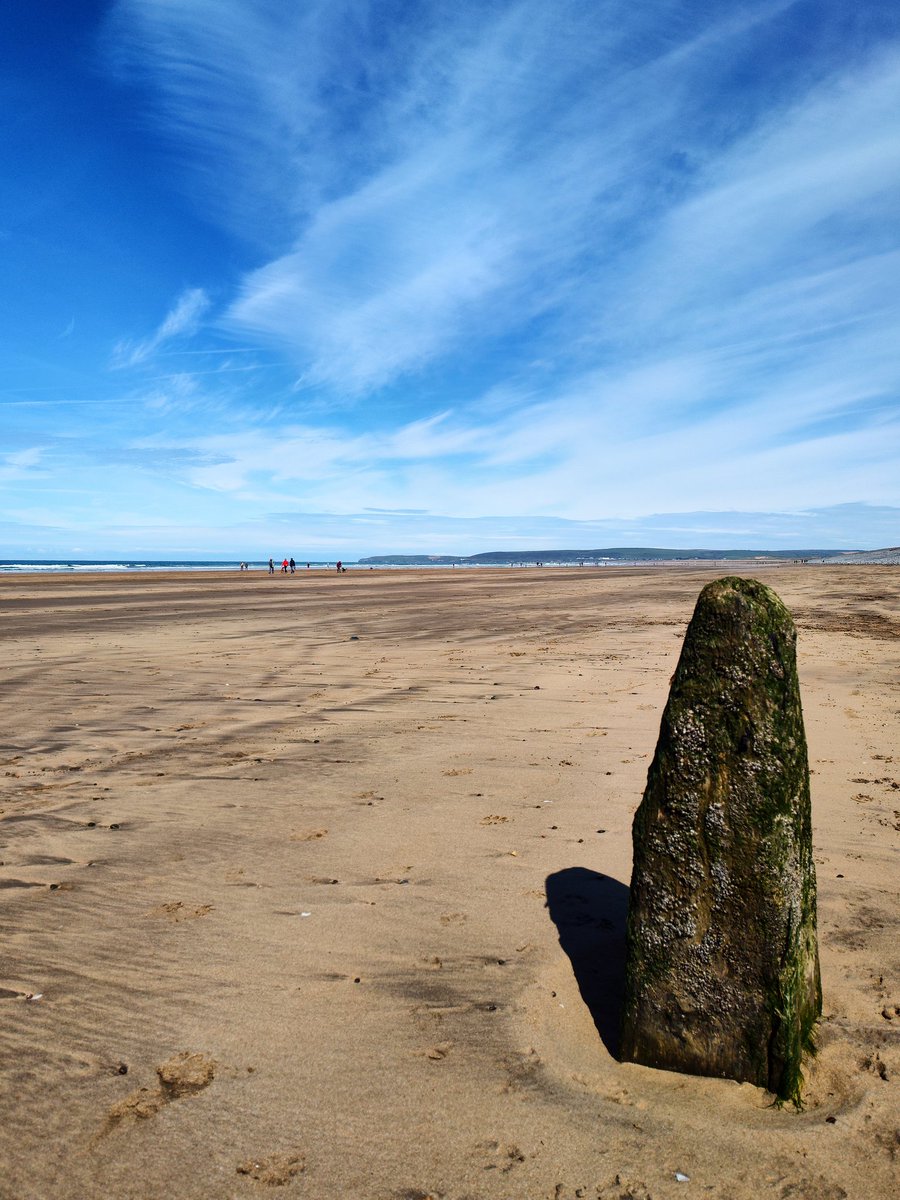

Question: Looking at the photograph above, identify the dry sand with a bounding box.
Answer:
[0,565,897,1200]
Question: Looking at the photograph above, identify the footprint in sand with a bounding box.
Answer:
[480,814,509,825]
[236,1152,306,1185]
[100,1051,216,1137]
[596,1177,652,1200]
[289,828,328,841]
[775,1178,850,1200]
[146,901,214,922]
[475,1139,526,1174]
[861,1052,890,1081]
[420,1041,453,1061]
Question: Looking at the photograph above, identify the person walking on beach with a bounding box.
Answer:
[268,558,275,574]
[281,558,289,574]
[336,560,342,573]
[289,558,295,574]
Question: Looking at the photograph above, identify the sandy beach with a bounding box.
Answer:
[1,565,897,1200]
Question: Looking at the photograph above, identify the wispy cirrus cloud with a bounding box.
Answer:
[88,1,900,549]
[109,2,809,392]
[105,1,900,418]
[111,287,210,369]
[0,447,45,483]
[132,345,898,521]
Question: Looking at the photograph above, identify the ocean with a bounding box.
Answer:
[0,559,528,574]
[0,560,344,574]
[0,559,604,574]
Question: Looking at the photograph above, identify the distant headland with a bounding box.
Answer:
[357,546,865,566]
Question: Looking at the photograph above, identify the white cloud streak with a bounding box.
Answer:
[0,447,45,482]
[97,1,900,539]
[111,3,813,390]
[111,287,211,368]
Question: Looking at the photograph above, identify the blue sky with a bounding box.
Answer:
[3,0,899,559]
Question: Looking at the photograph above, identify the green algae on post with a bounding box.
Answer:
[620,577,821,1106]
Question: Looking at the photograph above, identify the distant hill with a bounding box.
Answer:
[357,547,848,566]
[824,547,900,565]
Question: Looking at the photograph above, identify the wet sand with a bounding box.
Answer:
[1,565,897,1199]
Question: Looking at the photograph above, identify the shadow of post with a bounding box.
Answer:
[545,867,629,1059]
